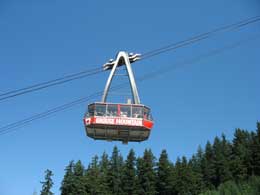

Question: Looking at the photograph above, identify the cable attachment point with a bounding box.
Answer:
[103,52,141,71]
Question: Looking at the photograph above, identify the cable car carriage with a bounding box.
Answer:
[83,51,154,144]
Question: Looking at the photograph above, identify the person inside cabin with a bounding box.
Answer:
[107,105,117,117]
[133,111,139,118]
[144,112,147,119]
[132,107,142,118]
[121,111,127,117]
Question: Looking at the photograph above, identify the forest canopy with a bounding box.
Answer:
[40,122,260,195]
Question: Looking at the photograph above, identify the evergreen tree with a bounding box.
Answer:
[251,122,260,175]
[191,146,204,174]
[170,157,181,195]
[122,149,137,195]
[212,136,232,186]
[156,149,172,195]
[201,141,215,189]
[220,134,233,182]
[136,157,145,195]
[61,160,86,195]
[199,176,260,195]
[108,146,124,195]
[188,146,206,194]
[85,155,102,195]
[60,161,75,195]
[98,152,111,195]
[40,169,54,195]
[73,160,87,195]
[136,149,156,195]
[217,180,241,195]
[172,156,199,194]
[231,128,250,180]
[247,176,260,194]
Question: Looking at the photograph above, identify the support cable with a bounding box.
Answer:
[0,33,259,136]
[0,15,259,102]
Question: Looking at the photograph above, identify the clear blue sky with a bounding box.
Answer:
[0,0,259,194]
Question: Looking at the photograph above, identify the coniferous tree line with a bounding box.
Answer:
[41,122,260,195]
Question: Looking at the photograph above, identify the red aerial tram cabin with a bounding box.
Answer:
[84,103,153,143]
[83,51,154,144]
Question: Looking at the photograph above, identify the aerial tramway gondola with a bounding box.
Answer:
[83,51,154,144]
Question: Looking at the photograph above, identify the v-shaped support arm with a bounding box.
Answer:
[101,51,141,104]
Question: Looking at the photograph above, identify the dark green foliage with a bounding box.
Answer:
[74,160,86,194]
[188,147,206,194]
[98,152,111,195]
[136,149,156,195]
[199,176,260,195]
[251,122,260,175]
[212,135,232,186]
[231,128,251,180]
[218,181,241,195]
[122,149,137,195]
[60,160,87,195]
[85,155,102,195]
[202,141,216,189]
[172,157,190,194]
[55,122,260,195]
[247,176,260,194]
[60,161,75,195]
[108,146,124,195]
[40,169,54,195]
[171,156,201,194]
[156,150,172,195]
